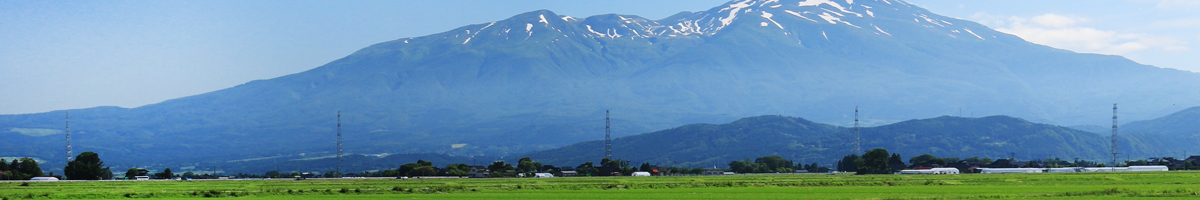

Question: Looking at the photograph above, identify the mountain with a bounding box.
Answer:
[4,0,1200,171]
[523,115,1175,167]
[1120,106,1200,156]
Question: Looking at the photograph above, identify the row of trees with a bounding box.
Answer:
[836,148,904,175]
[1,152,113,180]
[725,155,835,174]
[0,158,44,180]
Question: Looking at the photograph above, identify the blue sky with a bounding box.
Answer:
[1,0,1196,115]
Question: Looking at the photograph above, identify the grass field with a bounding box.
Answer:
[3,171,1200,199]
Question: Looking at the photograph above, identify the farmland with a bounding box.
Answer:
[3,171,1200,199]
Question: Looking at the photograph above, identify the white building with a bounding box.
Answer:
[1046,168,1080,173]
[30,177,59,181]
[1081,166,1168,172]
[979,168,1042,174]
[899,168,960,174]
[631,172,651,177]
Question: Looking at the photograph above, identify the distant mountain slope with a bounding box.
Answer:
[1123,106,1200,137]
[3,0,1200,170]
[523,115,1174,167]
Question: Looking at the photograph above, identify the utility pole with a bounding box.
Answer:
[1111,103,1119,168]
[337,111,343,177]
[853,107,860,154]
[605,110,612,159]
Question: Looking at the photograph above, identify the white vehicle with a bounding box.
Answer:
[631,172,651,177]
[135,176,150,180]
[534,173,554,178]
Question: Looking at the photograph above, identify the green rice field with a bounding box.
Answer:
[3,171,1200,199]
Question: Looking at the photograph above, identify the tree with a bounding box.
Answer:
[183,171,196,179]
[837,154,860,172]
[755,155,794,173]
[408,166,437,177]
[265,171,281,178]
[639,163,652,172]
[445,164,469,177]
[857,148,892,174]
[65,152,109,180]
[155,168,174,179]
[18,158,44,177]
[576,162,597,176]
[3,158,46,180]
[488,161,514,177]
[516,157,543,177]
[125,168,139,179]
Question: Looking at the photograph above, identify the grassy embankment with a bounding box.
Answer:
[3,171,1200,199]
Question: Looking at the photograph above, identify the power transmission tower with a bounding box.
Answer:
[65,111,72,164]
[1111,103,1119,168]
[337,111,343,176]
[605,110,612,159]
[853,107,860,154]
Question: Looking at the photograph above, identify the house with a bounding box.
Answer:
[1186,156,1200,165]
[596,167,622,176]
[702,169,726,175]
[468,166,490,178]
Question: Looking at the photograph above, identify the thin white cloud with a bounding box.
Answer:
[1157,0,1200,9]
[995,14,1187,55]
[1029,14,1083,28]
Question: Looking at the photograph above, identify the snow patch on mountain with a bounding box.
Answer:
[875,25,891,36]
[815,12,860,28]
[585,25,607,38]
[797,0,862,17]
[760,11,784,29]
[719,0,754,30]
[963,28,984,40]
[525,23,533,37]
[785,10,819,22]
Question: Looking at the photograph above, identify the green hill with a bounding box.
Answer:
[524,115,1176,167]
